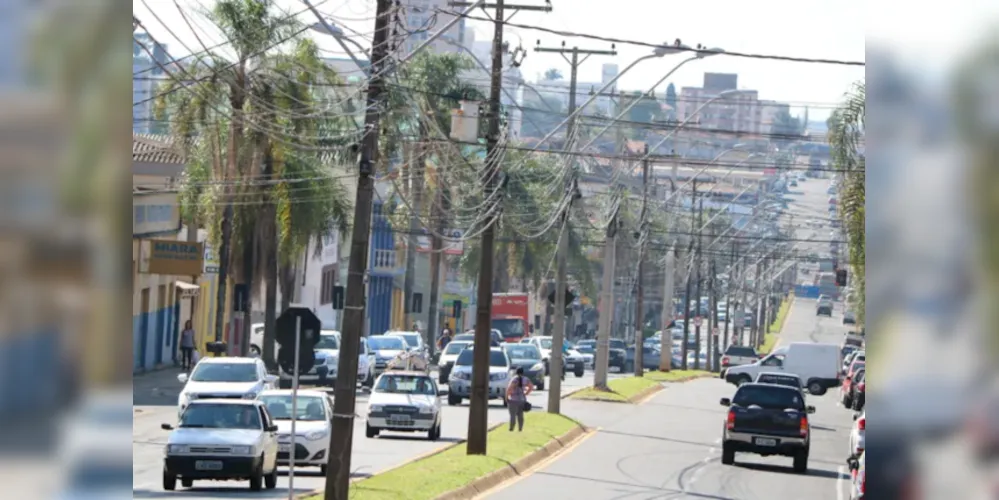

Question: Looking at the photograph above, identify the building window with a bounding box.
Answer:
[320,265,337,305]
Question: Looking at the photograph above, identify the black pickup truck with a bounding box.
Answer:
[720,383,815,473]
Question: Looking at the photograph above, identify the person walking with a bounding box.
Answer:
[179,320,196,371]
[437,328,452,351]
[505,367,534,432]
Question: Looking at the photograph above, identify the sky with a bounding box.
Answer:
[134,0,866,121]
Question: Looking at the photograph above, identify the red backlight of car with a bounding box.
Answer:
[800,416,809,437]
[857,416,865,431]
[721,356,730,367]
[726,410,736,430]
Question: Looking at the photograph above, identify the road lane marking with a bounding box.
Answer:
[474,426,600,499]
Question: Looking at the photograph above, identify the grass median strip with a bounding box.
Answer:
[308,413,579,500]
[645,369,713,382]
[760,295,793,355]
[568,376,660,402]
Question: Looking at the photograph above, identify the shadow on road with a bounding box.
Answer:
[533,471,738,500]
[732,462,849,480]
[597,429,719,450]
[133,486,316,498]
[370,434,463,444]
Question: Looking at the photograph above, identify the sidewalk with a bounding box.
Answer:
[133,366,185,408]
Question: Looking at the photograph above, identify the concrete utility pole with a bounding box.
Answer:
[693,197,704,370]
[750,259,762,347]
[593,194,620,390]
[707,259,716,372]
[680,179,697,370]
[403,121,427,334]
[324,0,393,497]
[722,241,735,352]
[634,144,651,377]
[534,43,612,409]
[659,244,675,371]
[426,145,449,358]
[458,0,553,456]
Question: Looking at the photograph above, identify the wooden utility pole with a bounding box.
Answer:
[458,0,553,456]
[324,0,393,497]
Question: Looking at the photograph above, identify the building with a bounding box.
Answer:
[530,62,620,116]
[132,134,219,373]
[463,39,525,140]
[396,0,467,57]
[133,33,171,135]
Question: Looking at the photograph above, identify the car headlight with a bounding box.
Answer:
[369,404,384,413]
[305,429,329,441]
[451,371,470,380]
[230,445,252,455]
[530,363,544,372]
[419,406,434,414]
[243,391,259,400]
[167,444,188,454]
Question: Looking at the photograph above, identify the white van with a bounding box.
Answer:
[723,342,842,395]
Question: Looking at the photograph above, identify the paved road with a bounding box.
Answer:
[132,365,618,498]
[486,297,858,500]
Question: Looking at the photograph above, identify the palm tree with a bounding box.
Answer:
[827,81,865,322]
[157,0,353,364]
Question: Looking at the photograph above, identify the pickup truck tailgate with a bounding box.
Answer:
[732,406,804,437]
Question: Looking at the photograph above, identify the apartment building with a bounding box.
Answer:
[677,72,792,138]
[396,0,467,56]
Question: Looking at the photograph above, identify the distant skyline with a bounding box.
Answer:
[133,0,865,121]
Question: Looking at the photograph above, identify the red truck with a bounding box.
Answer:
[491,293,532,343]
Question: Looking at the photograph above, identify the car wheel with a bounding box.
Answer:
[447,393,461,406]
[543,360,550,376]
[163,470,177,491]
[793,449,809,473]
[248,462,264,491]
[737,375,752,386]
[320,464,328,476]
[366,422,379,438]
[721,442,735,465]
[428,423,440,441]
[249,344,261,356]
[264,464,278,489]
[537,380,545,391]
[181,478,193,488]
[807,381,825,395]
[363,369,375,388]
[574,368,584,378]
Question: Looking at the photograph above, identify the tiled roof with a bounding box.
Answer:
[133,133,185,164]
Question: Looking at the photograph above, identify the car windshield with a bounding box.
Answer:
[492,318,525,339]
[369,336,406,350]
[389,334,420,348]
[259,395,327,421]
[190,363,258,383]
[315,335,339,350]
[445,341,470,355]
[505,345,541,360]
[609,339,626,350]
[576,342,595,353]
[454,333,475,342]
[179,403,261,429]
[725,346,757,357]
[539,338,553,349]
[733,386,805,410]
[375,375,436,395]
[455,349,508,367]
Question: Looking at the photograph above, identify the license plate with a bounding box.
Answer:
[753,437,778,447]
[279,444,291,452]
[195,460,223,471]
[389,414,411,422]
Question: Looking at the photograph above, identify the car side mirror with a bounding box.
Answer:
[177,373,189,384]
[807,406,816,414]
[847,458,859,470]
[853,412,860,421]
[719,398,731,407]
[267,425,279,432]
[161,423,174,430]
[265,374,278,383]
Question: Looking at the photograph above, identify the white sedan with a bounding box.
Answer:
[366,371,442,440]
[259,389,334,475]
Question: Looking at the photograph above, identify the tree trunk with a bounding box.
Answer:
[262,238,278,369]
[239,232,255,356]
[279,262,295,312]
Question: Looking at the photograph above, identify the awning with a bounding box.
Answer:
[175,281,201,299]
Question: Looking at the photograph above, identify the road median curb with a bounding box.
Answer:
[435,423,590,500]
[569,372,713,404]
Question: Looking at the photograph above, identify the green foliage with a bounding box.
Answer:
[543,68,563,81]
[827,81,865,323]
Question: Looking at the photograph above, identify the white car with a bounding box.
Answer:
[177,357,277,419]
[448,347,512,406]
[324,332,376,388]
[365,371,443,440]
[849,411,865,458]
[259,389,333,474]
[524,336,584,376]
[278,331,340,388]
[368,334,409,375]
[385,330,427,356]
[161,399,279,491]
[437,340,472,383]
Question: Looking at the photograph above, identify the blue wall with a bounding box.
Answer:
[368,201,395,336]
[133,304,177,373]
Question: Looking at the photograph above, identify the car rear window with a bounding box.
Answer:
[733,385,805,410]
[456,349,508,367]
[757,375,800,388]
[724,346,756,357]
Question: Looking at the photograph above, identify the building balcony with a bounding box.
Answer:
[370,248,404,277]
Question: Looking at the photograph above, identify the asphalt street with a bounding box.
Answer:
[486,297,857,500]
[132,364,619,498]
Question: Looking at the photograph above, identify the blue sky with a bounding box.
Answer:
[134,0,866,120]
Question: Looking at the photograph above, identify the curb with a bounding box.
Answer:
[435,423,589,500]
[295,422,505,499]
[567,373,713,404]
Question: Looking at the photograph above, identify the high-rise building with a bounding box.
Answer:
[396,0,466,56]
[133,33,171,134]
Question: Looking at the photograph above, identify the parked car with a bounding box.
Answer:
[176,357,277,419]
[719,383,815,473]
[841,367,865,407]
[816,295,833,316]
[849,411,866,460]
[849,451,865,499]
[366,371,442,440]
[842,349,865,375]
[524,336,584,377]
[161,399,280,491]
[852,372,865,411]
[607,339,628,372]
[259,389,334,475]
[447,347,511,406]
[843,310,857,325]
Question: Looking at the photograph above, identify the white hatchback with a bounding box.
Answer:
[366,371,442,440]
[259,389,334,474]
[177,357,277,419]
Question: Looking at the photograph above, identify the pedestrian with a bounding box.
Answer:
[505,367,534,432]
[180,320,196,371]
[437,328,452,350]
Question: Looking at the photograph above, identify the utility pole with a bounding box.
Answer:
[324,0,393,497]
[534,42,612,408]
[403,121,427,334]
[707,259,716,372]
[680,179,696,370]
[659,244,675,371]
[460,0,553,456]
[750,259,762,348]
[426,147,449,358]
[693,197,704,370]
[593,195,619,389]
[634,144,650,377]
[723,241,735,352]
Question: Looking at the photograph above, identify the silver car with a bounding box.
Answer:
[447,347,512,406]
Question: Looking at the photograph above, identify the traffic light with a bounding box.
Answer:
[275,307,322,375]
[453,300,462,318]
[835,269,847,286]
